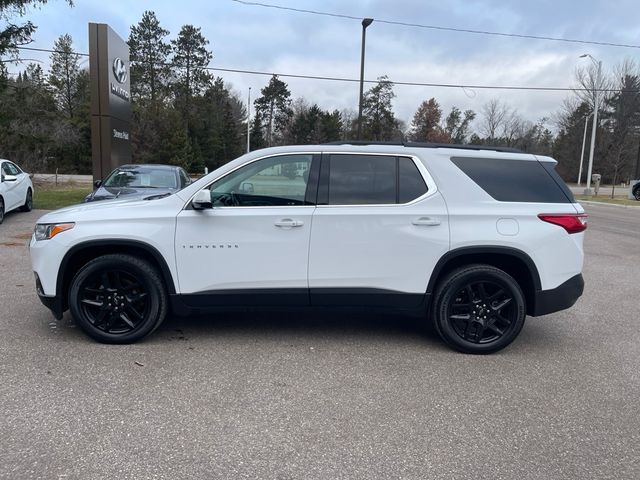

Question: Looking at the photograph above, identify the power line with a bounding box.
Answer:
[231,0,640,50]
[17,45,89,56]
[13,45,638,93]
[205,66,630,93]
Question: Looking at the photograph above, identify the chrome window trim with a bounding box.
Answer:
[183,152,319,210]
[182,150,438,210]
[317,152,438,208]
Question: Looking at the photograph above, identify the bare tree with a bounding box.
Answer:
[602,60,640,196]
[574,61,611,111]
[480,99,510,140]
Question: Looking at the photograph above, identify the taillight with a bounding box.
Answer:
[538,214,588,234]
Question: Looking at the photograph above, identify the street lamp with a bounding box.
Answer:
[246,87,251,153]
[577,112,592,186]
[357,17,374,140]
[579,54,602,195]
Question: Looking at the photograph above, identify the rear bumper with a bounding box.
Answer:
[531,274,584,316]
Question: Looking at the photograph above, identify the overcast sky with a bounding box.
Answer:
[15,0,640,129]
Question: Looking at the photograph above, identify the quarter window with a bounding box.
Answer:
[399,157,428,203]
[209,154,313,207]
[451,157,573,203]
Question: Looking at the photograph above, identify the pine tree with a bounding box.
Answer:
[0,1,72,58]
[444,106,476,144]
[128,11,171,103]
[254,75,292,146]
[171,25,212,122]
[361,76,399,141]
[48,34,81,118]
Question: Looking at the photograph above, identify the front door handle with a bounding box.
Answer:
[275,219,304,228]
[412,217,441,226]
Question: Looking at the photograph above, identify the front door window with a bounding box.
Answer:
[209,154,313,207]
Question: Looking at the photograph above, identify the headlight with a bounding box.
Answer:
[34,223,75,241]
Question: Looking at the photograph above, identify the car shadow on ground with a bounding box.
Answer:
[156,309,446,347]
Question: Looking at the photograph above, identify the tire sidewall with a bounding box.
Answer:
[69,256,164,343]
[24,189,32,211]
[435,267,526,354]
[0,197,4,224]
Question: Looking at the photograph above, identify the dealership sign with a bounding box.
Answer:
[89,23,132,182]
[110,57,130,101]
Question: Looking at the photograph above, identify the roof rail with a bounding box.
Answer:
[323,140,522,154]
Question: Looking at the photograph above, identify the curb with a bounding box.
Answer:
[579,200,640,209]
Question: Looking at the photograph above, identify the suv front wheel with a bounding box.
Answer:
[432,264,526,354]
[69,254,168,343]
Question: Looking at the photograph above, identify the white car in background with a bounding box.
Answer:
[0,159,34,224]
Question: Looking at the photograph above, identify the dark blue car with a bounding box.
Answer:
[85,164,191,203]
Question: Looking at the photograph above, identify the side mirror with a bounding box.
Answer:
[94,180,102,189]
[3,174,17,182]
[192,189,212,210]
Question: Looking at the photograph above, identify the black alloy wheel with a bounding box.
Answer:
[69,254,167,343]
[633,183,640,201]
[20,189,33,212]
[433,264,526,354]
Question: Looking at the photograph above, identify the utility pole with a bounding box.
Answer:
[577,114,591,186]
[580,55,601,195]
[635,140,640,180]
[357,18,373,140]
[246,87,251,153]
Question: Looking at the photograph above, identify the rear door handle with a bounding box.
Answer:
[275,219,304,228]
[412,217,441,226]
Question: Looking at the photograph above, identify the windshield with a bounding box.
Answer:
[103,167,177,189]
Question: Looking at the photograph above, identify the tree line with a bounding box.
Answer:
[1,4,639,184]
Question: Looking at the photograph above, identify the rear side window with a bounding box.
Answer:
[325,155,428,205]
[451,157,574,203]
[328,155,396,205]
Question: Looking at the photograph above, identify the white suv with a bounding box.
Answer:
[30,143,586,353]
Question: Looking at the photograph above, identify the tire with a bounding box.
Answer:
[0,197,4,224]
[68,254,168,344]
[633,183,640,201]
[432,264,526,354]
[20,188,33,212]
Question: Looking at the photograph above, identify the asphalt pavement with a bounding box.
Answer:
[0,204,638,480]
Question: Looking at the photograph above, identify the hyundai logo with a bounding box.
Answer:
[112,57,127,84]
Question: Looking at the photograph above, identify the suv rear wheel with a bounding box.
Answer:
[432,264,526,354]
[69,254,168,343]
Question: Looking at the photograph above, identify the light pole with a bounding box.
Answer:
[357,18,373,140]
[580,54,602,195]
[246,87,251,153]
[577,113,592,186]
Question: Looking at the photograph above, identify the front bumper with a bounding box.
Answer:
[531,273,584,316]
[38,293,64,320]
[34,273,63,319]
